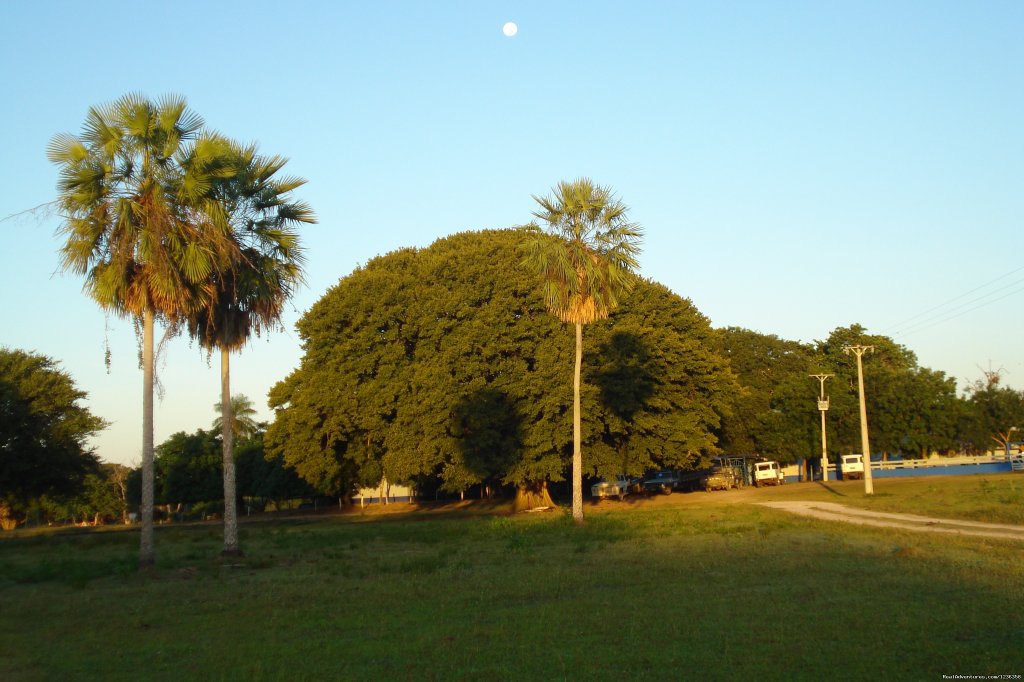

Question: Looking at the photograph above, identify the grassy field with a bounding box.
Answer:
[1,475,1022,681]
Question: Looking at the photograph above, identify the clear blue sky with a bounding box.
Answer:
[2,1,1022,466]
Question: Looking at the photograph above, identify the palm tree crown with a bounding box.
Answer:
[185,138,313,351]
[213,394,261,440]
[48,93,234,321]
[522,178,643,325]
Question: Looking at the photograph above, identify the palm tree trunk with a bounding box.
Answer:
[572,322,584,523]
[139,307,156,568]
[220,347,241,556]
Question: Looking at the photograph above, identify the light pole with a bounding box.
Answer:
[810,374,833,481]
[843,345,875,495]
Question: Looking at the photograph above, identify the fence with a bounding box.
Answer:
[872,453,1015,470]
[815,453,1020,480]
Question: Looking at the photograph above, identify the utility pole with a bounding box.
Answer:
[843,345,875,495]
[809,374,833,481]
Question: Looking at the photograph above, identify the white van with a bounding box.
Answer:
[840,454,864,480]
[753,461,784,487]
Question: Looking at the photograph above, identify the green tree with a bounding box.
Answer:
[90,463,132,524]
[520,179,643,523]
[49,94,235,566]
[870,367,960,458]
[184,138,312,555]
[714,327,818,460]
[213,394,262,441]
[268,232,568,504]
[451,388,526,496]
[0,349,107,529]
[267,230,729,513]
[714,325,962,472]
[753,373,824,467]
[155,429,223,509]
[235,433,314,512]
[39,462,132,526]
[816,325,961,460]
[585,284,739,478]
[963,370,1024,454]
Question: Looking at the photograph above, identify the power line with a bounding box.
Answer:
[883,264,1024,334]
[886,264,1024,338]
[894,281,1024,338]
[893,278,1024,337]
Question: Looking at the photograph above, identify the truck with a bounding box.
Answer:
[699,465,737,491]
[840,454,864,480]
[753,460,784,487]
[590,475,640,500]
[641,470,682,495]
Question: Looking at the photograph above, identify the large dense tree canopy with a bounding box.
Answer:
[714,327,818,460]
[585,282,736,476]
[0,349,106,526]
[267,229,736,499]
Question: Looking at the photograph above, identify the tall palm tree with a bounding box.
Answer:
[187,139,313,556]
[521,178,643,523]
[49,94,234,567]
[213,394,261,441]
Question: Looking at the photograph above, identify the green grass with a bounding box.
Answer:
[1,477,1023,681]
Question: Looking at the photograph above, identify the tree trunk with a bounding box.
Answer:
[139,307,156,568]
[113,471,129,524]
[572,322,584,523]
[513,481,555,513]
[1,502,16,530]
[220,347,241,556]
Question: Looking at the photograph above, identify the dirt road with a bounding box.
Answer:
[757,500,1024,541]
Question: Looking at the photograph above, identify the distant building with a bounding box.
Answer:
[354,478,414,505]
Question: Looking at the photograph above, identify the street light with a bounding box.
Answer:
[809,374,833,481]
[843,345,875,495]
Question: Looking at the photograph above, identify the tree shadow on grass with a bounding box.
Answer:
[815,481,846,496]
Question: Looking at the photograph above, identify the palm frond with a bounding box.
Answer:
[522,178,644,325]
[180,138,312,352]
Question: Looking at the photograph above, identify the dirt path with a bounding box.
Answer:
[757,500,1024,541]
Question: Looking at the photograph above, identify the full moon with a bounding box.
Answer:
[502,21,518,37]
